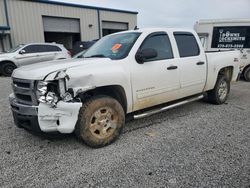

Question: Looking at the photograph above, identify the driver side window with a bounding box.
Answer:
[140,33,174,62]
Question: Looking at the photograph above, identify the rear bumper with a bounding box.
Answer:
[9,94,42,132]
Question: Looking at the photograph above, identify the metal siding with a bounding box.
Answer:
[6,0,137,47]
[100,10,137,30]
[0,0,7,26]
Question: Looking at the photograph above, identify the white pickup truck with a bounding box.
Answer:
[9,28,240,148]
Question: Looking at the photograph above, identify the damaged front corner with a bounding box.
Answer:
[38,101,82,133]
[72,86,96,97]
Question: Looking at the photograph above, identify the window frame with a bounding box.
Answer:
[174,32,200,58]
[137,31,174,63]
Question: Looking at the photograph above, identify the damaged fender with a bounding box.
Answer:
[38,101,82,133]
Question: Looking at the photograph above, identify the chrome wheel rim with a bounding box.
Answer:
[218,81,228,101]
[89,107,118,139]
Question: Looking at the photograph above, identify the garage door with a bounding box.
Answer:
[43,16,80,33]
[102,21,128,30]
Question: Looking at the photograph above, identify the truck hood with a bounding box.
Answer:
[12,58,112,80]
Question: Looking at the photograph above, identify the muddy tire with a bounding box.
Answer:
[207,75,230,105]
[75,96,125,148]
[243,66,250,82]
[1,62,16,77]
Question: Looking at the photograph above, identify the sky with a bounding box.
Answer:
[59,0,250,28]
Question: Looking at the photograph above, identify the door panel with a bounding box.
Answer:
[174,32,207,97]
[15,53,41,66]
[131,32,181,111]
[131,59,180,111]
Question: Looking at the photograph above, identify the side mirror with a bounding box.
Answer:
[135,48,157,64]
[19,50,26,54]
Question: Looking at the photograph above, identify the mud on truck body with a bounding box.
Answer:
[9,28,240,148]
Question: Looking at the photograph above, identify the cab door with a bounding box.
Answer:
[131,32,181,111]
[173,32,207,97]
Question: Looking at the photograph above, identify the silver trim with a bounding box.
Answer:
[133,95,204,119]
[9,94,38,116]
[12,78,38,106]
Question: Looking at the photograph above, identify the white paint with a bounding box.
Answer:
[38,101,82,133]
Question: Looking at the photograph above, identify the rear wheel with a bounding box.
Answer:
[243,66,250,82]
[207,75,230,105]
[75,96,125,148]
[1,62,16,77]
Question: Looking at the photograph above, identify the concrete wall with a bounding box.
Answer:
[6,0,137,48]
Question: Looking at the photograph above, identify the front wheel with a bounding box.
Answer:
[1,62,16,77]
[75,96,125,148]
[207,75,230,105]
[243,67,250,82]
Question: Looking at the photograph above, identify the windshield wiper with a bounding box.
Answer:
[84,54,106,58]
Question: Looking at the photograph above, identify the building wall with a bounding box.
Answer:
[6,0,137,47]
[100,10,137,36]
[0,0,7,26]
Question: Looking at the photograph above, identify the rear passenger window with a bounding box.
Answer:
[43,45,62,52]
[174,32,200,57]
[140,33,173,62]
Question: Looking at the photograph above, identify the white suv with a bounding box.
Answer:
[0,43,71,76]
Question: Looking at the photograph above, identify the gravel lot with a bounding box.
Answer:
[0,77,249,188]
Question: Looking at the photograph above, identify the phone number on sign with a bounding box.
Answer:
[217,44,244,48]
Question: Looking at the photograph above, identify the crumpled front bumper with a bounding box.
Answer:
[9,93,82,134]
[9,93,42,132]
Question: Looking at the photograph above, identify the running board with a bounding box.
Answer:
[133,95,204,119]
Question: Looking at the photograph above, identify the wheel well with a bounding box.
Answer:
[0,60,16,67]
[77,85,128,113]
[243,64,250,74]
[218,66,234,81]
[0,60,16,66]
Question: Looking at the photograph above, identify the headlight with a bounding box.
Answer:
[36,79,67,107]
[36,81,48,97]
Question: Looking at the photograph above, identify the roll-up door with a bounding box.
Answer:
[43,16,80,33]
[102,21,128,30]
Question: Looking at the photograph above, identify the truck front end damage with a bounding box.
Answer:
[9,70,84,134]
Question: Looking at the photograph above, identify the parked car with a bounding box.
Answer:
[9,28,240,148]
[72,40,97,56]
[194,19,250,81]
[0,43,71,76]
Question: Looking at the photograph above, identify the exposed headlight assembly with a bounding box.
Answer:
[36,81,48,100]
[36,80,61,107]
[36,79,72,107]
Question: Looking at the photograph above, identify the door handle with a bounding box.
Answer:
[196,61,205,65]
[167,65,178,70]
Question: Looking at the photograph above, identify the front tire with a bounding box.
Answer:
[1,62,16,77]
[207,75,230,105]
[243,66,250,82]
[75,96,125,148]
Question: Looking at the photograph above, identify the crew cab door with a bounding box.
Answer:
[173,32,207,97]
[131,32,181,111]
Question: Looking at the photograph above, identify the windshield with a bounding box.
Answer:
[6,44,24,53]
[83,32,141,60]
